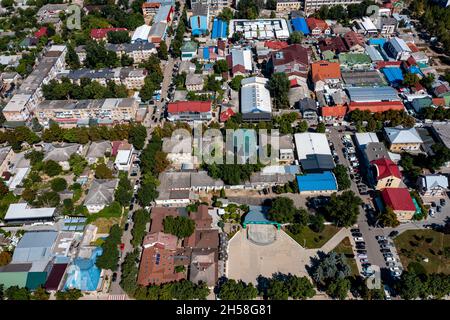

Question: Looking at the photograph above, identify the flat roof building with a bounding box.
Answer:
[240,77,272,122]
[294,133,335,172]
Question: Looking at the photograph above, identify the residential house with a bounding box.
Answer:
[311,60,341,92]
[370,158,402,190]
[84,179,119,213]
[229,48,253,77]
[343,31,365,53]
[181,41,198,61]
[381,188,416,222]
[298,97,318,119]
[306,18,330,36]
[268,44,310,78]
[167,101,212,122]
[417,174,449,197]
[86,141,111,165]
[185,74,204,91]
[113,141,134,171]
[384,37,412,61]
[43,143,81,170]
[384,127,423,152]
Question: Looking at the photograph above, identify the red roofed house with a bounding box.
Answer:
[34,27,48,39]
[321,105,347,118]
[90,28,128,41]
[306,18,330,36]
[311,60,341,91]
[269,44,311,78]
[264,40,289,50]
[348,101,405,113]
[167,101,212,122]
[343,31,365,53]
[381,188,416,221]
[142,2,161,17]
[318,36,348,54]
[370,158,402,190]
[220,107,235,122]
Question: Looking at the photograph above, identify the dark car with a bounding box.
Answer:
[112,273,118,282]
[351,228,360,233]
[352,232,363,237]
[357,250,367,254]
[437,206,442,213]
[129,204,134,211]
[389,230,399,238]
[380,248,391,254]
[124,223,129,231]
[440,198,446,206]
[431,201,437,207]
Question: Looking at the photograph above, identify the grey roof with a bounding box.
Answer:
[298,97,317,113]
[300,154,335,172]
[342,70,386,87]
[12,231,58,264]
[346,86,400,102]
[185,73,204,86]
[43,143,80,162]
[189,250,217,287]
[384,127,423,144]
[365,142,390,163]
[58,67,146,81]
[84,179,119,207]
[105,42,156,53]
[191,2,209,16]
[419,174,449,190]
[149,21,167,37]
[389,37,411,53]
[0,263,32,272]
[86,141,111,159]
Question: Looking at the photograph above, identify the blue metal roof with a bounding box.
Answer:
[291,18,310,35]
[211,18,228,39]
[190,15,208,36]
[368,38,386,46]
[243,206,279,225]
[296,171,338,192]
[381,67,404,85]
[203,47,210,60]
[409,65,422,75]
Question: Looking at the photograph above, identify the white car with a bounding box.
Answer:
[385,257,395,262]
[429,208,435,217]
[357,254,368,259]
[354,237,364,242]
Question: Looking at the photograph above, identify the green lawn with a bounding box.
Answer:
[285,225,341,249]
[333,237,359,276]
[394,230,450,274]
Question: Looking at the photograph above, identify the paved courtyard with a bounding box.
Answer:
[226,226,351,285]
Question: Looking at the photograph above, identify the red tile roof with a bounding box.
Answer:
[34,27,48,39]
[348,101,404,112]
[167,101,212,114]
[150,207,179,233]
[371,158,402,180]
[264,40,289,50]
[381,188,416,212]
[318,36,348,53]
[407,42,419,53]
[311,60,341,83]
[307,18,329,32]
[220,107,235,122]
[376,61,402,69]
[432,97,446,106]
[343,31,365,49]
[271,44,310,67]
[90,28,127,39]
[321,105,347,117]
[142,2,161,8]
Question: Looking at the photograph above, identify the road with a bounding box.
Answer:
[108,2,184,296]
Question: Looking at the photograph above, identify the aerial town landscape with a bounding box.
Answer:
[0,0,450,303]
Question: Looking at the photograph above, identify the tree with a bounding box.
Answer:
[50,177,68,192]
[129,124,147,150]
[107,30,131,44]
[158,41,168,60]
[66,44,81,69]
[296,120,308,133]
[32,287,50,300]
[268,197,296,223]
[309,214,325,233]
[37,191,60,207]
[139,76,157,102]
[5,286,30,300]
[25,150,44,166]
[55,289,83,300]
[131,209,150,247]
[84,41,120,69]
[229,75,244,91]
[96,224,123,271]
[333,164,351,191]
[69,154,87,176]
[326,278,350,299]
[0,251,12,266]
[43,160,62,177]
[266,279,289,300]
[163,216,195,238]
[216,279,258,300]
[115,174,133,207]
[1,0,14,8]
[316,122,326,133]
[214,60,229,74]
[396,271,425,300]
[120,249,140,296]
[378,207,400,227]
[267,73,290,109]
[94,163,113,179]
[286,275,315,300]
[312,251,351,288]
[288,31,304,44]
[325,191,362,227]
[403,72,420,87]
[217,7,234,22]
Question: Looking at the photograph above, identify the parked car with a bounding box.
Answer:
[112,273,118,282]
[124,223,129,231]
[351,228,360,233]
[437,206,442,213]
[357,250,367,254]
[380,248,391,254]
[352,232,363,237]
[429,208,435,217]
[358,254,368,259]
[385,257,395,262]
[376,235,387,241]
[354,237,364,242]
[431,201,437,207]
[389,231,399,238]
[360,258,369,263]
[380,244,390,249]
[440,198,446,206]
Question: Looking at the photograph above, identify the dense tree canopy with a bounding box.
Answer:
[163,216,195,239]
[333,164,351,191]
[325,191,362,227]
[96,224,123,271]
[216,279,258,300]
[267,73,290,109]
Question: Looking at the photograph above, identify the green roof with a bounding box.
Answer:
[26,272,47,290]
[181,41,198,53]
[0,272,28,288]
[322,50,337,62]
[338,53,372,66]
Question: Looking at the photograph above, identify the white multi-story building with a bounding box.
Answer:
[2,45,66,122]
[304,0,363,14]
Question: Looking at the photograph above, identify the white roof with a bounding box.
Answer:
[390,37,411,53]
[355,132,379,148]
[115,149,132,165]
[131,24,151,42]
[240,77,272,114]
[421,175,449,190]
[294,133,332,160]
[385,127,423,144]
[5,203,56,221]
[8,167,30,190]
[361,16,377,31]
[231,48,252,71]
[3,93,31,112]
